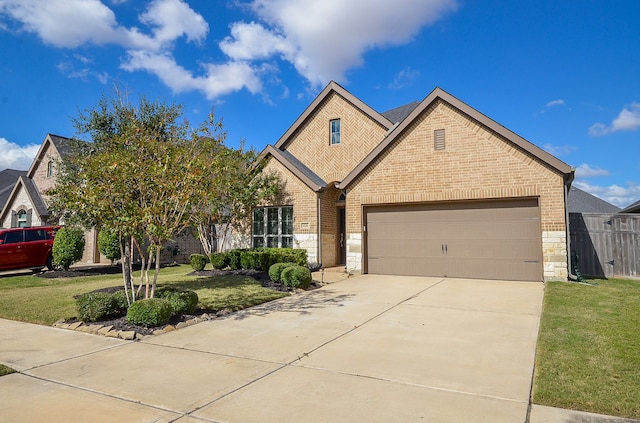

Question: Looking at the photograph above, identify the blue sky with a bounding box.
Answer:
[1,0,639,207]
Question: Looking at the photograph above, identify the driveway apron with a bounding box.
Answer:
[0,275,543,422]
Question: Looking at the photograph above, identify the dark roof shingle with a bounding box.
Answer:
[568,186,621,213]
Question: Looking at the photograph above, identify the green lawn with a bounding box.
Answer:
[533,278,640,418]
[0,265,288,325]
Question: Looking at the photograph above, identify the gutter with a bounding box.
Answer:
[564,173,578,281]
[317,193,322,267]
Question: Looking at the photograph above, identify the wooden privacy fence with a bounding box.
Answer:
[569,213,640,278]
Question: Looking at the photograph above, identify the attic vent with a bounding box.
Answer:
[434,129,445,151]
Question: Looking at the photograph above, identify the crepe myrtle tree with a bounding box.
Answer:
[193,144,280,256]
[48,93,225,302]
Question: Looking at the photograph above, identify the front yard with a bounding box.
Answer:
[533,278,640,418]
[0,265,288,326]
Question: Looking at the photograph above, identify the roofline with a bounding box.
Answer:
[0,176,49,223]
[27,133,71,178]
[274,81,393,150]
[258,145,325,192]
[338,87,575,189]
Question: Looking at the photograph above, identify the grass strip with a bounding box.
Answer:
[533,278,640,418]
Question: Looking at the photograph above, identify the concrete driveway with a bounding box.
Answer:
[0,275,544,422]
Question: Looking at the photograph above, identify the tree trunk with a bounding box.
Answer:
[151,245,161,298]
[120,234,132,306]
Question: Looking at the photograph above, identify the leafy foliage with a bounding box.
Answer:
[76,292,123,322]
[209,252,230,269]
[155,288,199,315]
[189,254,208,271]
[126,298,173,327]
[52,227,85,271]
[98,229,121,263]
[48,93,227,300]
[280,265,312,289]
[268,262,297,283]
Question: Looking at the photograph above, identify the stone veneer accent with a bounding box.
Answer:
[542,231,569,280]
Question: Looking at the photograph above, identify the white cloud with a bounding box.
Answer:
[389,67,420,90]
[573,180,640,208]
[546,99,564,108]
[229,0,458,86]
[121,50,262,99]
[575,164,610,178]
[589,102,640,136]
[542,144,576,157]
[0,137,39,171]
[0,0,459,99]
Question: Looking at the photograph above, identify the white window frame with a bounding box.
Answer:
[252,206,294,248]
[330,119,341,145]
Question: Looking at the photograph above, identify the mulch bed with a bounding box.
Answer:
[45,266,319,336]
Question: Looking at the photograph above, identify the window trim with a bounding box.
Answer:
[47,160,54,177]
[330,119,341,145]
[252,206,294,248]
[17,210,28,228]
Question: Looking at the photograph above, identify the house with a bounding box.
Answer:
[620,199,640,214]
[0,134,102,264]
[251,81,575,282]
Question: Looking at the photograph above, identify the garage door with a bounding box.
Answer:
[365,199,542,281]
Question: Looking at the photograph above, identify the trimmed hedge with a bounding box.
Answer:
[228,249,244,270]
[126,298,173,327]
[240,251,271,271]
[76,292,122,322]
[269,262,297,283]
[210,252,230,269]
[190,254,208,271]
[280,265,312,289]
[156,288,199,315]
[52,227,86,271]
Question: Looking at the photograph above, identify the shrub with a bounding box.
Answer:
[189,254,208,271]
[210,252,230,269]
[261,248,308,268]
[52,227,86,271]
[126,298,173,327]
[98,229,121,264]
[76,292,121,322]
[228,249,243,270]
[156,288,199,315]
[111,290,130,312]
[269,262,297,283]
[241,251,270,271]
[280,265,312,289]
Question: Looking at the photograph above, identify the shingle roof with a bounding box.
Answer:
[620,199,640,213]
[381,101,420,124]
[568,186,621,213]
[0,169,28,212]
[48,134,74,158]
[279,150,327,189]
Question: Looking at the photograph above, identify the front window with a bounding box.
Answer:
[47,160,54,177]
[17,210,28,228]
[253,206,293,248]
[330,119,341,145]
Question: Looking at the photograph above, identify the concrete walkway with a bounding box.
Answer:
[0,274,628,422]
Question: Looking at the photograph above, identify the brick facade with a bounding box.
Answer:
[249,82,573,281]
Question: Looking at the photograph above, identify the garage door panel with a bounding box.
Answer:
[365,199,542,281]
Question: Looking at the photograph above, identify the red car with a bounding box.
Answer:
[0,226,60,272]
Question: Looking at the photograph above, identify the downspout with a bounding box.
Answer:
[565,178,578,281]
[317,193,322,267]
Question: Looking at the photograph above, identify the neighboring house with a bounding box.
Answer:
[568,189,639,278]
[249,81,574,282]
[0,169,27,215]
[620,199,640,214]
[0,134,102,264]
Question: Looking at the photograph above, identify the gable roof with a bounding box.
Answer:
[568,186,621,213]
[274,81,393,150]
[0,169,28,211]
[259,145,327,192]
[338,87,575,189]
[620,199,640,213]
[0,175,49,224]
[27,133,74,178]
[381,101,420,124]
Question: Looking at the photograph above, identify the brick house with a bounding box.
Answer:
[249,81,575,282]
[0,134,103,264]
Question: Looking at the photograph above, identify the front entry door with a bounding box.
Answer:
[338,207,346,265]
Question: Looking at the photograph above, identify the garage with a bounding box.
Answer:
[364,198,543,281]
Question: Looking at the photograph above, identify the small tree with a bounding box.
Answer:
[52,227,85,271]
[98,229,121,264]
